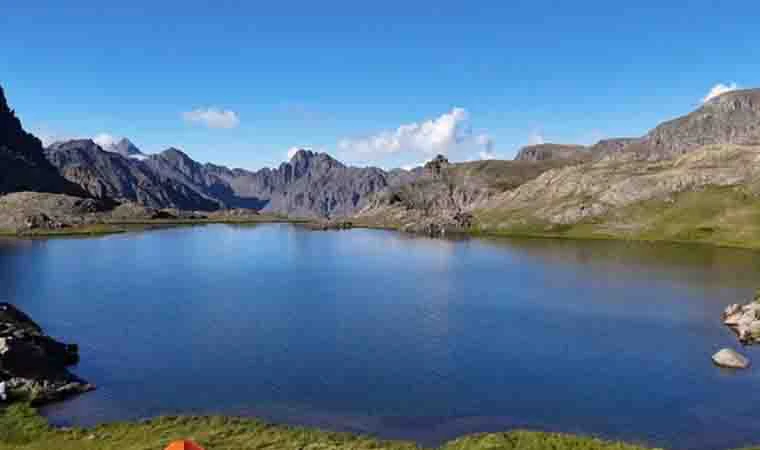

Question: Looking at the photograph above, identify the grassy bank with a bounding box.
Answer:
[0,403,657,450]
[473,186,760,251]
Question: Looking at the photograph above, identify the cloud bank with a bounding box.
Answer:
[93,133,118,149]
[703,83,739,103]
[182,108,240,129]
[337,108,494,167]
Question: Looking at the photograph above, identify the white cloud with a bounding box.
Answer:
[528,130,545,146]
[37,133,60,147]
[702,82,739,103]
[93,133,118,149]
[401,162,425,171]
[337,107,494,166]
[478,151,496,160]
[287,146,312,159]
[182,108,240,129]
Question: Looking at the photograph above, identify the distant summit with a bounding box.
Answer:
[625,88,760,159]
[103,138,144,158]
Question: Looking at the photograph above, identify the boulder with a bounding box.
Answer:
[723,298,760,345]
[0,302,93,404]
[712,349,750,369]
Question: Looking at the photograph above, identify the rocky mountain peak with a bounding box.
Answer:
[158,147,193,162]
[106,138,143,157]
[48,139,101,152]
[640,88,760,158]
[0,86,10,115]
[704,88,760,109]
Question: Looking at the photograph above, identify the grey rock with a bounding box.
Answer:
[712,348,750,369]
[0,192,109,234]
[618,89,760,160]
[0,303,94,405]
[515,144,590,162]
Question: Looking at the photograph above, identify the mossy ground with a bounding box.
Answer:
[474,186,760,250]
[0,403,658,450]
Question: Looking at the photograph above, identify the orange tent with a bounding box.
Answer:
[165,440,205,450]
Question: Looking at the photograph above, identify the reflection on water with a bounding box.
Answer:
[1,225,760,450]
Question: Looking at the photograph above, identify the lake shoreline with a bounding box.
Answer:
[6,217,760,253]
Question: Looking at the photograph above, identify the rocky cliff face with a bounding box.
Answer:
[243,150,400,218]
[596,89,760,161]
[514,143,590,162]
[640,89,760,158]
[46,141,221,211]
[0,85,87,197]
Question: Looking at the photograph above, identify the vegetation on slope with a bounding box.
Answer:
[0,403,657,450]
[474,185,760,250]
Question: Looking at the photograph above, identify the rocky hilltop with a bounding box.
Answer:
[0,86,87,197]
[0,303,94,404]
[638,89,760,159]
[356,155,581,234]
[514,143,590,162]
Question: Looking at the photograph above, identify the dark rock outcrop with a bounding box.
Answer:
[0,303,94,405]
[0,85,88,197]
[207,149,403,218]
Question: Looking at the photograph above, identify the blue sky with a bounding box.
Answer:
[2,1,759,170]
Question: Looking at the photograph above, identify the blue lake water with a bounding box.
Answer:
[2,224,760,449]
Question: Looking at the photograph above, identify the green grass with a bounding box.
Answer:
[0,403,659,450]
[473,186,760,251]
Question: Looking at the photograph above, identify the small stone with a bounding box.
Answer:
[712,348,751,369]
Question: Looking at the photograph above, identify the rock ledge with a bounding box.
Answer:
[0,303,94,405]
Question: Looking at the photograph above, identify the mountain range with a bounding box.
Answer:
[44,138,415,218]
[4,81,760,244]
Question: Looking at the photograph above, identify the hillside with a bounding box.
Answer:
[355,156,582,233]
[356,89,760,247]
